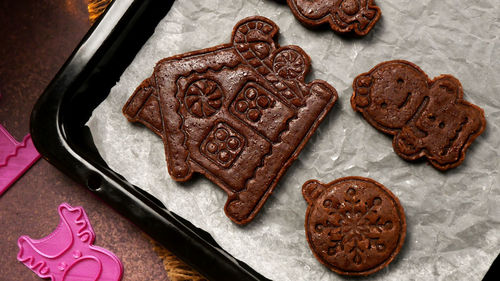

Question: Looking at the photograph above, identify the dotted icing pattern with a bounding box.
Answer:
[230,82,296,143]
[234,85,274,123]
[201,122,245,168]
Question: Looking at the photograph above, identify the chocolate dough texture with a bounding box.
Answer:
[302,177,406,276]
[286,0,381,36]
[351,60,486,171]
[123,16,338,224]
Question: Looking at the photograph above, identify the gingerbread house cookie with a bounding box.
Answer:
[123,16,338,224]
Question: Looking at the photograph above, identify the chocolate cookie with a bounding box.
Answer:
[286,0,381,36]
[352,60,486,171]
[123,16,338,225]
[302,177,406,276]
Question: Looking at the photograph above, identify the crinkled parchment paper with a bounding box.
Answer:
[87,0,500,280]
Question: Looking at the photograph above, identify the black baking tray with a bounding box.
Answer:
[30,0,268,280]
[29,0,500,280]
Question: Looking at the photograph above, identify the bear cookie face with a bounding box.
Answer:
[286,0,381,36]
[123,16,338,225]
[302,177,406,276]
[351,60,486,171]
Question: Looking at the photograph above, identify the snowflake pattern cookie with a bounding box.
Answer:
[302,177,406,276]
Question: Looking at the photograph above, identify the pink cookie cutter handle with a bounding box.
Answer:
[0,124,41,195]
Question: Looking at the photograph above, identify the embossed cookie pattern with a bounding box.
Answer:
[287,0,381,36]
[123,16,338,224]
[351,60,486,171]
[302,177,406,276]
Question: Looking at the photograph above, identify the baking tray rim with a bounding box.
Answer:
[29,0,268,280]
[29,0,500,280]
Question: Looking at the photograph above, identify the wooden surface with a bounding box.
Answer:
[0,0,170,280]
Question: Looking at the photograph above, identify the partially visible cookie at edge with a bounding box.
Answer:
[351,60,486,171]
[302,177,406,276]
[286,0,381,36]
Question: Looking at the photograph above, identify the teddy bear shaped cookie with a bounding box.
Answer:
[351,60,486,171]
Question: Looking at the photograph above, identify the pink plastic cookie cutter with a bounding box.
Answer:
[17,203,124,281]
[0,124,41,195]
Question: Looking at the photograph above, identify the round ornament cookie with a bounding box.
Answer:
[302,177,406,276]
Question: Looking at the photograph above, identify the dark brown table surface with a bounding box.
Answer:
[0,1,171,280]
[1,1,498,281]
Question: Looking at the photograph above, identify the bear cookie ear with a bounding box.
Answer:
[431,75,462,99]
[302,180,326,205]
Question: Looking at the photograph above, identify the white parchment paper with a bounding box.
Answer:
[87,0,500,280]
